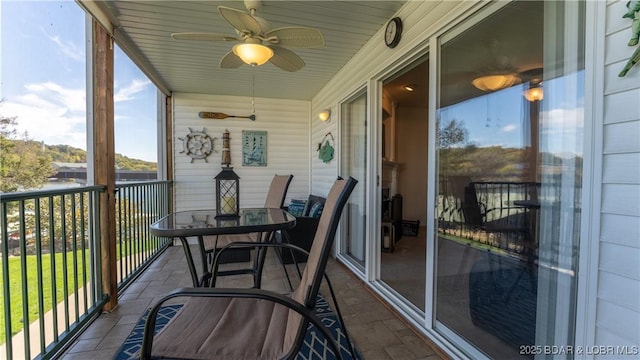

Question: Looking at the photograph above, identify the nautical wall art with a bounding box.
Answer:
[242,130,267,166]
[179,127,216,162]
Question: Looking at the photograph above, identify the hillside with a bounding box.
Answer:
[37,142,156,171]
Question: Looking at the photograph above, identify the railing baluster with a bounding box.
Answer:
[126,186,132,280]
[145,184,151,261]
[150,185,154,250]
[117,188,123,284]
[35,198,46,354]
[131,187,142,267]
[1,201,13,359]
[60,194,70,332]
[130,187,135,269]
[139,185,144,263]
[80,192,88,315]
[88,190,100,308]
[136,186,142,265]
[71,193,79,324]
[18,200,30,359]
[48,195,58,344]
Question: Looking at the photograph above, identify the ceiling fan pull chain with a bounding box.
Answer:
[251,65,256,114]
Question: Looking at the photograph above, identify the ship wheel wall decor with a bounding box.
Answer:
[179,127,217,162]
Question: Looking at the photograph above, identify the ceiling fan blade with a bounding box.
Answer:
[218,6,262,35]
[171,32,239,42]
[220,51,244,68]
[268,45,305,72]
[265,27,325,48]
[518,67,543,81]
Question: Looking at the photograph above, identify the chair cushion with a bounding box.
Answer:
[302,200,314,217]
[151,297,303,360]
[309,202,324,218]
[287,199,306,217]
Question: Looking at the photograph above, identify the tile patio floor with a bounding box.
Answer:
[59,244,445,360]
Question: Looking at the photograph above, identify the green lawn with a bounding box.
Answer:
[0,239,164,344]
[0,250,90,343]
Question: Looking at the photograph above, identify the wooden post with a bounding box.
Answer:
[166,95,174,213]
[93,20,117,311]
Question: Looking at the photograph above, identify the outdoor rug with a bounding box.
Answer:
[469,256,537,352]
[114,293,361,359]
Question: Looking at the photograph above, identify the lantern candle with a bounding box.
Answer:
[222,196,235,214]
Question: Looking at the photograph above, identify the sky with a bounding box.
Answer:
[439,72,585,158]
[1,0,158,162]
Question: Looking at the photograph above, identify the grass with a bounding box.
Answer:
[0,250,90,344]
[0,238,165,344]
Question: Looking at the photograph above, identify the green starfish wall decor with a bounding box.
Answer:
[619,1,640,77]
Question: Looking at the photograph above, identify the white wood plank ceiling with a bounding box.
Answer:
[87,1,406,100]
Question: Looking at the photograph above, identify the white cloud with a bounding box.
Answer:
[540,106,584,133]
[114,79,151,102]
[502,124,518,132]
[0,81,87,149]
[24,82,86,113]
[539,106,584,155]
[43,28,84,62]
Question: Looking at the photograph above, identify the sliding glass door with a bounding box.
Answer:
[434,1,584,358]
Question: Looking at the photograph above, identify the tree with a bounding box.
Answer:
[437,118,470,176]
[1,102,55,192]
[438,118,468,149]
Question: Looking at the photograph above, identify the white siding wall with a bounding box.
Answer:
[595,0,640,352]
[172,93,310,212]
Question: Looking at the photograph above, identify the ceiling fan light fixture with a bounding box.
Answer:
[472,74,521,92]
[524,80,544,102]
[403,84,416,92]
[232,43,273,66]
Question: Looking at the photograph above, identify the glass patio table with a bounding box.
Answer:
[150,208,296,287]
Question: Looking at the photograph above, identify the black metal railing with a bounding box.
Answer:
[0,180,172,359]
[1,186,106,360]
[437,178,541,257]
[115,181,172,290]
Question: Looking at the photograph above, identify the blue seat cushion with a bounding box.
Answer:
[309,202,324,218]
[288,199,306,217]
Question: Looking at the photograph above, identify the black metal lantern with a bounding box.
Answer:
[214,167,240,218]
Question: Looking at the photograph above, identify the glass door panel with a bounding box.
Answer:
[380,58,429,311]
[434,1,584,358]
[340,90,368,268]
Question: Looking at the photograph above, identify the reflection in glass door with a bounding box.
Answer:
[434,1,584,358]
[340,90,368,268]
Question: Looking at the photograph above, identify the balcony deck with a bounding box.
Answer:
[59,244,444,360]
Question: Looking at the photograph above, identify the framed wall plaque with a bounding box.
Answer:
[242,130,267,166]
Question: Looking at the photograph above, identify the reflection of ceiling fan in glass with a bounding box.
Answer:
[468,40,542,92]
[171,0,325,72]
[472,66,544,102]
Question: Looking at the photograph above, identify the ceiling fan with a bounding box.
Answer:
[171,0,325,72]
